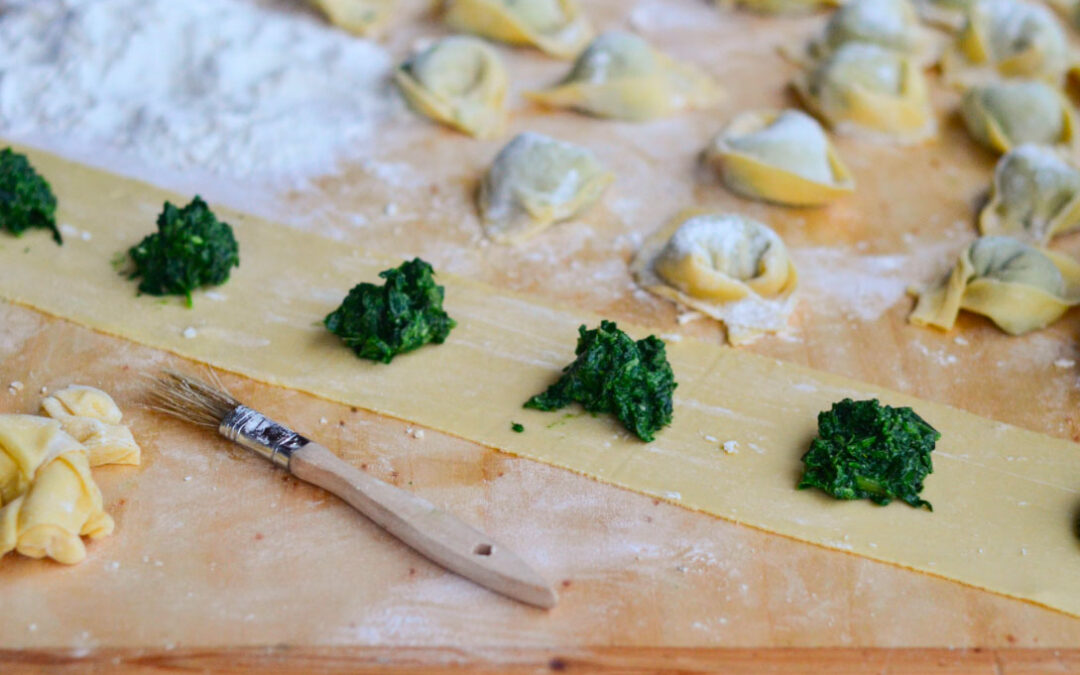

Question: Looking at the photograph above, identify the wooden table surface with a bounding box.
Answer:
[3,0,1080,671]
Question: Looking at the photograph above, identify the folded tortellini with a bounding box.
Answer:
[909,235,1080,334]
[719,0,841,12]
[0,415,83,506]
[1047,0,1080,29]
[631,211,798,345]
[914,0,977,30]
[478,132,613,243]
[979,144,1080,244]
[394,36,508,139]
[42,385,141,467]
[310,0,395,36]
[0,415,114,565]
[705,109,855,207]
[443,0,593,59]
[809,0,936,66]
[0,387,139,565]
[941,0,1071,87]
[796,42,935,144]
[0,449,113,565]
[525,31,722,121]
[960,79,1076,154]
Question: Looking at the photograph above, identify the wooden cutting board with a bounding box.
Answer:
[3,0,1080,671]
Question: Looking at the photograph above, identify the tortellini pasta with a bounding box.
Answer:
[525,32,722,121]
[0,415,114,565]
[0,451,113,566]
[394,36,508,139]
[960,79,1076,154]
[631,211,798,345]
[653,214,796,300]
[796,42,935,143]
[1046,0,1080,29]
[0,387,139,565]
[914,0,977,30]
[941,0,1070,87]
[980,144,1080,244]
[719,0,841,12]
[42,385,141,467]
[310,0,395,36]
[811,0,934,65]
[909,236,1080,334]
[478,132,613,243]
[444,0,593,59]
[0,415,82,506]
[705,109,855,207]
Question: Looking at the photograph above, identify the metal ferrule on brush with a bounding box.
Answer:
[219,405,311,470]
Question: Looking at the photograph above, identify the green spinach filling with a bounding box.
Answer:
[524,320,676,442]
[799,398,939,510]
[128,196,240,306]
[0,148,61,245]
[324,258,457,363]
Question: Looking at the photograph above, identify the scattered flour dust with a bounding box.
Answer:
[792,243,958,323]
[792,248,909,322]
[0,0,397,187]
[629,0,722,32]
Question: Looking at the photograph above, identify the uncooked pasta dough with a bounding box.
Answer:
[941,0,1070,87]
[980,144,1080,244]
[525,31,722,121]
[4,147,1080,617]
[394,36,508,139]
[909,235,1080,335]
[0,385,139,564]
[915,0,976,29]
[705,109,854,207]
[1047,0,1080,28]
[478,132,613,243]
[443,0,593,59]
[812,0,933,65]
[796,42,935,144]
[310,0,395,36]
[632,212,798,345]
[42,385,141,467]
[721,0,840,12]
[960,80,1075,154]
[0,416,114,565]
[0,416,83,507]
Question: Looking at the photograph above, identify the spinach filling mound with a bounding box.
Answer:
[799,398,940,510]
[0,148,61,245]
[128,196,240,306]
[324,258,457,363]
[525,320,676,442]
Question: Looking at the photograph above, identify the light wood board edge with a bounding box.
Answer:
[1,647,1078,673]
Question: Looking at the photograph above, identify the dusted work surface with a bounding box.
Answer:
[5,647,1080,673]
[3,145,1080,618]
[4,307,1080,665]
[3,0,1080,667]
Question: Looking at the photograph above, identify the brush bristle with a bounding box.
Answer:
[147,370,241,429]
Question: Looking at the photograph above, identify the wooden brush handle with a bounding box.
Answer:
[289,442,557,609]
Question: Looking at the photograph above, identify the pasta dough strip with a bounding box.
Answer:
[2,145,1080,617]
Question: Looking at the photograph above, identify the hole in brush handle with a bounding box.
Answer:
[473,543,494,556]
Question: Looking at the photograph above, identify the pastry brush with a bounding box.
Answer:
[148,370,557,609]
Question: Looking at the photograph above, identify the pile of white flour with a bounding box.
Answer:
[0,0,398,186]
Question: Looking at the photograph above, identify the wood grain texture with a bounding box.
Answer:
[2,0,1080,667]
[2,647,1079,674]
[290,442,557,608]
